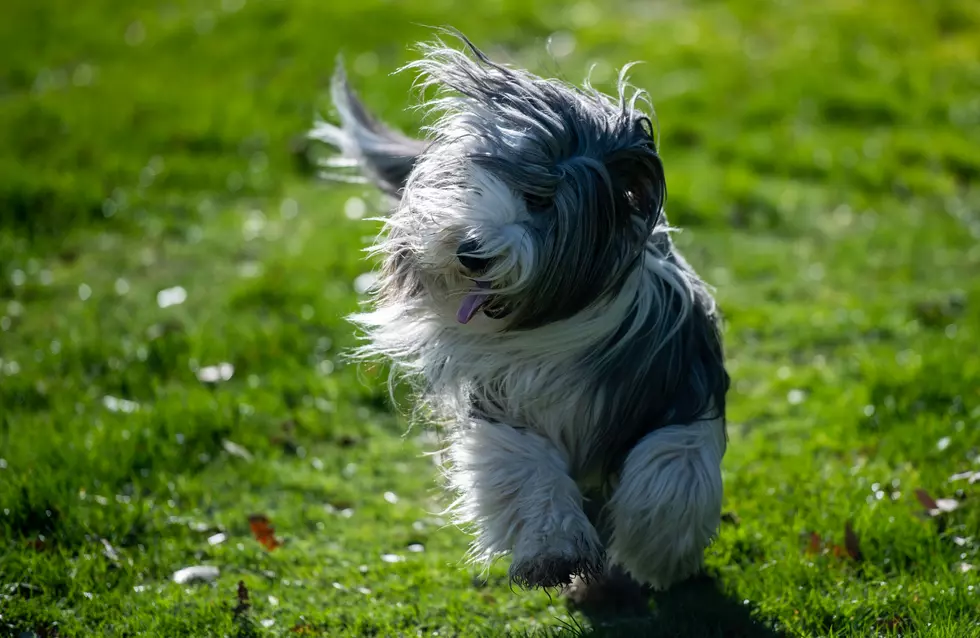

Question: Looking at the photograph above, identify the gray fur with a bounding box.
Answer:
[311,65,428,198]
[313,30,730,592]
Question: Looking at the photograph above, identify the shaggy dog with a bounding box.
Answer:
[311,30,730,601]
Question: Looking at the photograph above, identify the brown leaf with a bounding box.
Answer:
[875,616,908,631]
[290,624,317,635]
[805,531,822,555]
[844,520,863,561]
[915,488,939,511]
[233,580,251,616]
[916,488,959,516]
[248,514,283,551]
[25,538,48,552]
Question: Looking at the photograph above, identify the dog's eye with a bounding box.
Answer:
[522,192,551,214]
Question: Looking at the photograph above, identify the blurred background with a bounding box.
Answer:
[2,0,979,636]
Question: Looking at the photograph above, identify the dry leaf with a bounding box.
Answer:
[916,488,959,516]
[25,538,47,552]
[805,531,822,555]
[248,514,283,550]
[233,580,250,616]
[844,520,863,561]
[875,616,908,631]
[915,488,939,511]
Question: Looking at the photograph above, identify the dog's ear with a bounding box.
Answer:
[310,65,428,199]
[606,115,666,229]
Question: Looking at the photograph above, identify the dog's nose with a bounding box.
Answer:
[456,239,491,273]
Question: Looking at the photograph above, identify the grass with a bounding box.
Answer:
[2,0,980,635]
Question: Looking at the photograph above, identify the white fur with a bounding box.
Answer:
[606,417,726,590]
[444,418,604,583]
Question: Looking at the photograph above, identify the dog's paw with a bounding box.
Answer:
[508,524,604,589]
[509,551,603,589]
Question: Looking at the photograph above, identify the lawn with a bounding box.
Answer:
[2,0,980,636]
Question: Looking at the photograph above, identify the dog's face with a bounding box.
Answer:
[377,41,668,332]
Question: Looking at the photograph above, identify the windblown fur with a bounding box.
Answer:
[311,30,730,593]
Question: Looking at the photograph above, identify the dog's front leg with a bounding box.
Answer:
[445,418,603,589]
[606,417,726,590]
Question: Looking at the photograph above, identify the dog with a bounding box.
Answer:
[311,30,730,600]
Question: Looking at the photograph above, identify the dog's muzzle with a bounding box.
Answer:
[455,240,511,324]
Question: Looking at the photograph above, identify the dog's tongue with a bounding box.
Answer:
[457,280,491,324]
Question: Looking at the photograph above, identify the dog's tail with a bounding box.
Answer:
[310,64,428,199]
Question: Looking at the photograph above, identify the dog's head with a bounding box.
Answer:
[318,33,668,332]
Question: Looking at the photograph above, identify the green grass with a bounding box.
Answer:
[2,0,980,635]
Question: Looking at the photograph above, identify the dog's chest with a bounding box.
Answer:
[464,356,603,465]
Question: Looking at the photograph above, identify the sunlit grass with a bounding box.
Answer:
[2,0,980,636]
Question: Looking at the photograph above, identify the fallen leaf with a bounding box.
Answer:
[844,520,862,561]
[805,531,822,555]
[915,488,939,511]
[875,616,908,631]
[172,565,220,584]
[25,538,47,551]
[233,580,250,616]
[291,625,317,635]
[248,514,283,550]
[916,488,959,516]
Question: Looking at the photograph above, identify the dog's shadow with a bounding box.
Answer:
[565,574,785,638]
